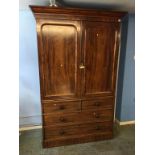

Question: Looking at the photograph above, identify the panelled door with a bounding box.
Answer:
[81,21,120,98]
[38,19,120,100]
[38,20,82,100]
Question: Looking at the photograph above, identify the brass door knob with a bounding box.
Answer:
[79,63,85,69]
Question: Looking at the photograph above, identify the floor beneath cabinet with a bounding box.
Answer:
[19,124,135,155]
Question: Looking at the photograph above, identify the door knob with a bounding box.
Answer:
[79,63,85,69]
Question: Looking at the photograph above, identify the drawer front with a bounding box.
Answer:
[82,97,114,110]
[43,109,113,126]
[44,122,113,139]
[42,101,81,114]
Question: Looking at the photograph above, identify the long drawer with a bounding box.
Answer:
[44,122,113,139]
[43,108,113,126]
[82,97,114,110]
[44,132,113,148]
[42,100,81,114]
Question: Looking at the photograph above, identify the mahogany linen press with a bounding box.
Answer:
[30,5,126,148]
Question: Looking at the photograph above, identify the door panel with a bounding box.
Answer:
[83,21,120,97]
[40,21,81,99]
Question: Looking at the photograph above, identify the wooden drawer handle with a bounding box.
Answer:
[59,130,65,135]
[59,117,65,122]
[93,112,100,118]
[95,126,101,130]
[94,102,100,106]
[59,105,65,110]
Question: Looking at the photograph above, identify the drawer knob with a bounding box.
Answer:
[59,117,65,122]
[59,130,65,135]
[94,102,100,106]
[59,105,65,110]
[93,112,100,118]
[95,126,101,130]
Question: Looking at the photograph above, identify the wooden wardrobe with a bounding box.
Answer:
[30,5,126,148]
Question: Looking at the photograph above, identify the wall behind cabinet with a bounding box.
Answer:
[19,10,41,126]
[116,14,135,121]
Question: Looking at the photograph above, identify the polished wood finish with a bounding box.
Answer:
[42,101,81,114]
[43,109,113,126]
[42,24,78,97]
[30,5,126,22]
[30,5,127,148]
[44,122,112,139]
[83,22,119,97]
[44,132,113,148]
[82,97,114,110]
[38,20,81,100]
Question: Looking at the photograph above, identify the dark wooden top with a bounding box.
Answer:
[30,5,127,19]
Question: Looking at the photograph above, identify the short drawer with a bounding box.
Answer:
[44,122,113,139]
[43,109,113,126]
[42,101,81,114]
[82,97,114,110]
